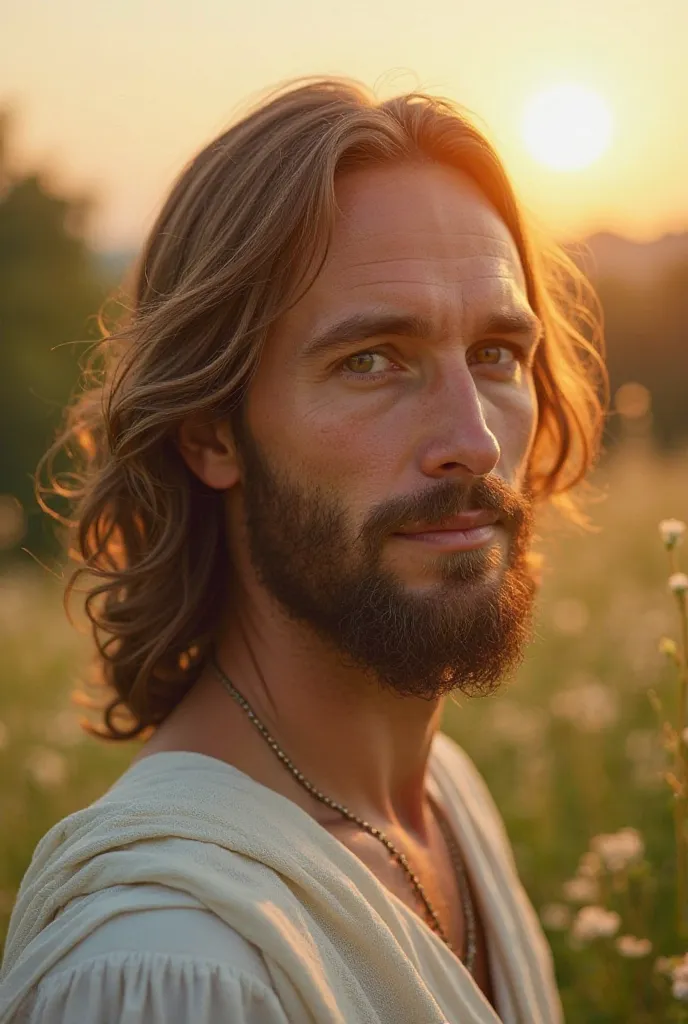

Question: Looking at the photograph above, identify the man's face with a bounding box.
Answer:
[230,161,541,700]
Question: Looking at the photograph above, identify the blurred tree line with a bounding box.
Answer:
[0,109,111,562]
[593,268,688,449]
[0,106,686,563]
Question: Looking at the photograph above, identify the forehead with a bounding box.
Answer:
[280,161,531,345]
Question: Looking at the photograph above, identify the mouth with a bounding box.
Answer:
[394,510,500,535]
[392,511,501,553]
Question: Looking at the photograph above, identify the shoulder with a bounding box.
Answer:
[18,900,286,1024]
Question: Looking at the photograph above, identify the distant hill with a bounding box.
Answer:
[563,230,688,286]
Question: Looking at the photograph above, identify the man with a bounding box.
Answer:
[0,77,606,1023]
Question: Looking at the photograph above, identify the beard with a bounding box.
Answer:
[230,409,538,702]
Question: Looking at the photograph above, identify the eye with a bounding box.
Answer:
[339,349,397,382]
[469,342,527,366]
[468,343,532,381]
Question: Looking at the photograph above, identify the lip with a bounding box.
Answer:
[394,510,500,535]
[393,524,499,552]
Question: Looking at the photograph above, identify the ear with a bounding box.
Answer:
[176,414,241,490]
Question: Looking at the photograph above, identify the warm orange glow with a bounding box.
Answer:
[522,84,613,172]
[3,1,685,247]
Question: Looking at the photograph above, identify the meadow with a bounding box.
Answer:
[1,438,687,1022]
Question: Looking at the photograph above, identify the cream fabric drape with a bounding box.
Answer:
[0,733,563,1023]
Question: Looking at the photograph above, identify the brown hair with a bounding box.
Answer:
[37,76,608,740]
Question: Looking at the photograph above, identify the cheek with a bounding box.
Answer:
[301,399,402,484]
[280,391,406,526]
[490,384,539,470]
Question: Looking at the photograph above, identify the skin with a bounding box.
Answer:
[135,160,542,997]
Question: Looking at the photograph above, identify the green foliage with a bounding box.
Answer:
[0,108,110,558]
[596,268,688,448]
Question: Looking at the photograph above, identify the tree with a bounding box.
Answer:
[0,106,108,560]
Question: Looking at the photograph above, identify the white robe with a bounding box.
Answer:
[0,732,563,1023]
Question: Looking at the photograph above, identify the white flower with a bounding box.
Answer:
[571,905,621,942]
[540,903,571,931]
[673,957,688,983]
[673,977,688,1001]
[655,956,676,976]
[549,680,618,733]
[563,876,599,903]
[616,935,652,958]
[669,573,688,596]
[577,851,603,878]
[25,747,68,789]
[591,828,644,873]
[659,519,686,549]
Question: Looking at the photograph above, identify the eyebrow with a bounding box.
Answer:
[301,309,544,361]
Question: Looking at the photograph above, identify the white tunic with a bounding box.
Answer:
[0,732,562,1023]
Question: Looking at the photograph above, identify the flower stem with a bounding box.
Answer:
[669,548,688,936]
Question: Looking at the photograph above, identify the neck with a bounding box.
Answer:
[144,593,445,842]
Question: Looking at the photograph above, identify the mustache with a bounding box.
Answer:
[364,475,533,545]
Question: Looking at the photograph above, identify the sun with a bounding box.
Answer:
[521,83,613,171]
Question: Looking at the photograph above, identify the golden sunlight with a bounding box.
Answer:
[521,83,613,171]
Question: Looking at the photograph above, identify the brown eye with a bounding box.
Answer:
[474,346,504,365]
[345,353,377,374]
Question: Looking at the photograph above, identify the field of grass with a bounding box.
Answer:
[1,439,687,1021]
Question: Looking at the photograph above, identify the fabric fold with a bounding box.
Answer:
[0,732,562,1023]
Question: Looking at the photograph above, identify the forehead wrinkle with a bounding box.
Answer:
[334,254,518,270]
[334,222,519,249]
[344,272,527,292]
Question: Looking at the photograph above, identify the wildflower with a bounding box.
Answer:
[669,573,688,596]
[659,519,687,550]
[577,851,602,878]
[616,935,652,958]
[571,905,621,942]
[655,956,676,976]
[673,977,688,1001]
[25,747,68,789]
[591,828,644,872]
[673,957,688,982]
[659,636,679,660]
[563,876,599,903]
[666,956,688,1000]
[549,680,618,733]
[540,903,571,931]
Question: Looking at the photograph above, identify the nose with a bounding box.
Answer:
[416,363,501,480]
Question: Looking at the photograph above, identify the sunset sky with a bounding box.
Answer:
[3,0,687,251]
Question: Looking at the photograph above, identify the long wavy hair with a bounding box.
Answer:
[37,76,608,741]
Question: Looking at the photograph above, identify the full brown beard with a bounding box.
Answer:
[231,410,538,700]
